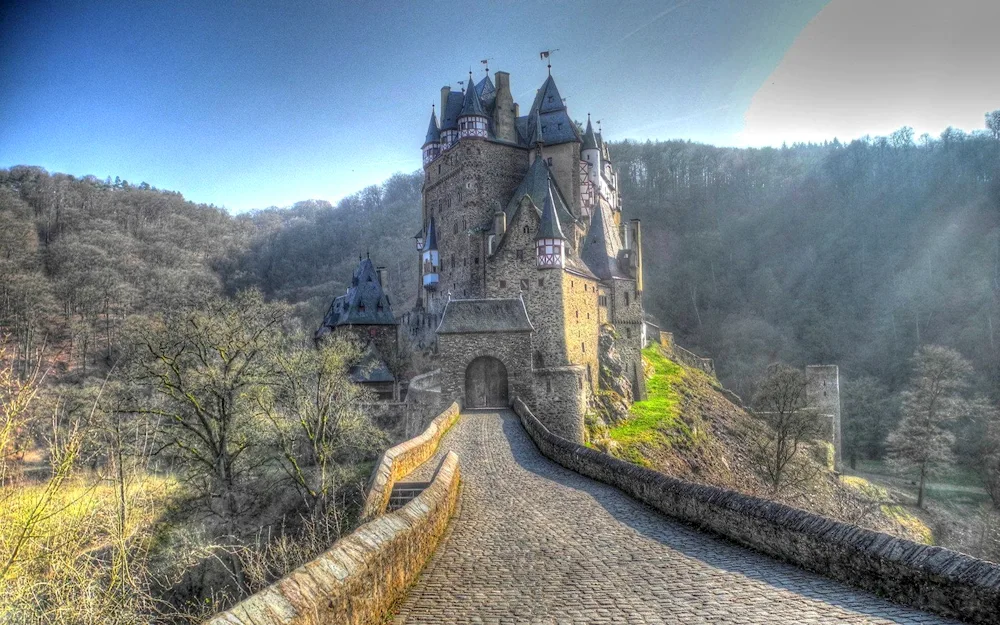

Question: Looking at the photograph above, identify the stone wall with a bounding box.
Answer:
[531,365,587,441]
[422,138,528,311]
[438,331,533,408]
[513,398,1000,625]
[360,401,460,522]
[203,452,460,625]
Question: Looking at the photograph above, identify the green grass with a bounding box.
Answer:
[841,475,934,544]
[608,346,688,450]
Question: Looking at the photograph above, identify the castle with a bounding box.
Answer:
[315,66,845,459]
[403,67,645,441]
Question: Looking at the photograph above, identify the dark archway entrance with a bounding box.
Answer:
[464,356,509,408]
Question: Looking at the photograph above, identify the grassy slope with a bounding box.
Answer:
[604,345,931,544]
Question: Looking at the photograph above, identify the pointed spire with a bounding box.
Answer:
[536,176,565,241]
[423,216,438,251]
[582,114,599,151]
[423,105,440,147]
[458,71,486,119]
[533,111,545,148]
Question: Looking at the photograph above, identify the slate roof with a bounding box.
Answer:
[436,297,534,334]
[424,108,440,146]
[476,75,496,111]
[459,75,487,119]
[349,342,395,383]
[423,216,438,251]
[503,156,575,229]
[536,178,565,240]
[580,198,626,280]
[441,90,465,131]
[523,75,580,146]
[319,258,396,327]
[582,116,599,151]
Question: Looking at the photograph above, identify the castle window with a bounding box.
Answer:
[626,328,631,338]
[520,279,529,291]
[538,278,544,288]
[587,313,590,319]
[499,280,506,288]
[546,379,552,392]
[546,157,553,166]
[475,257,479,265]
[575,310,579,319]
[535,352,545,368]
[625,292,630,306]
[453,222,459,234]
[438,164,441,174]
[571,280,575,290]
[516,249,524,261]
[523,225,530,234]
[581,341,585,353]
[578,377,583,390]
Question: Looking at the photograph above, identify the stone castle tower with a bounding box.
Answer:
[806,365,843,472]
[405,67,646,442]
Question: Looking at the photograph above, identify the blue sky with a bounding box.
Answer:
[1,0,997,212]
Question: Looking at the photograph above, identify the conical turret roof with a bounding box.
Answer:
[423,107,440,147]
[536,177,566,241]
[422,216,438,251]
[581,200,625,280]
[582,115,599,151]
[459,73,487,119]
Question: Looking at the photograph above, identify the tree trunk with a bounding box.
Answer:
[917,462,927,508]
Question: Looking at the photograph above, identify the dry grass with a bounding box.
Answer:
[0,473,181,624]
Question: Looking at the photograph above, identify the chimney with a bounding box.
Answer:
[440,86,451,122]
[514,102,520,118]
[629,219,643,292]
[492,71,515,143]
[376,266,389,293]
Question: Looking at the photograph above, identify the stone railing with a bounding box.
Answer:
[360,401,460,522]
[204,451,460,625]
[659,331,715,376]
[513,398,1000,625]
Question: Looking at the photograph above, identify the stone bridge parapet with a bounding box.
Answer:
[361,401,459,522]
[203,451,460,625]
[513,397,1000,625]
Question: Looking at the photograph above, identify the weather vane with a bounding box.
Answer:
[539,49,559,75]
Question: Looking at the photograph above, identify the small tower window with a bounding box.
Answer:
[538,278,544,287]
[582,341,585,353]
[516,249,524,261]
[499,280,507,288]
[523,225,530,234]
[546,157,553,166]
[453,222,459,234]
[625,292,630,306]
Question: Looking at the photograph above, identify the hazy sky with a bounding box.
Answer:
[1,0,997,211]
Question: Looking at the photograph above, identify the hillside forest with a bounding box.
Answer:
[2,116,1000,622]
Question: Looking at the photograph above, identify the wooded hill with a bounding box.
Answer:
[2,123,998,450]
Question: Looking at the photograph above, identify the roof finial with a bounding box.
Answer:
[540,49,558,75]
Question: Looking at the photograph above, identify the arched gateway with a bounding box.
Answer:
[464,356,509,408]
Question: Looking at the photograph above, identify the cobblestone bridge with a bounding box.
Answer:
[395,410,957,624]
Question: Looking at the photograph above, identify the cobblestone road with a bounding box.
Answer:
[394,410,958,624]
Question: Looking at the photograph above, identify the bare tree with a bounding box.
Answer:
[264,336,386,526]
[750,364,821,492]
[888,345,972,508]
[127,290,288,529]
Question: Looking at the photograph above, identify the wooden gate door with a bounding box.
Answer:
[464,356,509,408]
